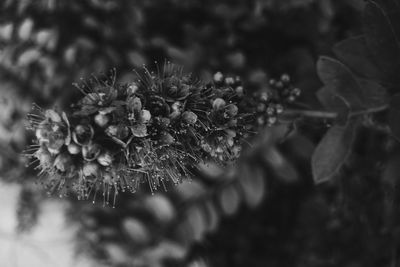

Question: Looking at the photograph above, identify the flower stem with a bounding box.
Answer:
[284,105,388,120]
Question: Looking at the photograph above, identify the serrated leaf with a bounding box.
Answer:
[317,56,388,110]
[312,121,358,184]
[130,124,147,137]
[388,94,400,141]
[363,0,400,84]
[333,35,383,80]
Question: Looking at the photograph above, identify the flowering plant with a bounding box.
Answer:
[28,64,299,206]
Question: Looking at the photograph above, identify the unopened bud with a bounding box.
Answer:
[235,86,244,96]
[281,74,290,83]
[182,111,198,124]
[82,143,101,161]
[127,83,139,95]
[224,104,238,117]
[213,72,224,83]
[141,110,151,123]
[73,124,94,145]
[224,76,235,86]
[94,113,110,127]
[67,143,81,155]
[160,132,175,144]
[212,98,226,110]
[54,153,72,172]
[275,104,284,114]
[97,152,113,166]
[83,162,100,177]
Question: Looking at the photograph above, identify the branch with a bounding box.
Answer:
[283,105,388,120]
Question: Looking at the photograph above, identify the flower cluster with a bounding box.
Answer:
[27,64,252,205]
[254,74,301,126]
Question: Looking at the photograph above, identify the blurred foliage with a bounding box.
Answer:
[3,0,400,267]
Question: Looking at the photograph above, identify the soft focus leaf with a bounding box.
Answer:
[333,35,383,80]
[317,56,388,110]
[238,165,265,207]
[122,217,150,245]
[363,0,400,84]
[203,200,220,233]
[316,85,350,124]
[312,121,358,184]
[219,185,241,215]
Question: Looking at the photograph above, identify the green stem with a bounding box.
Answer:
[284,105,388,120]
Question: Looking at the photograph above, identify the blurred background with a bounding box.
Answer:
[2,1,392,267]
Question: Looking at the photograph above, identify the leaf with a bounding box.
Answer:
[219,185,241,215]
[363,0,400,84]
[316,85,350,125]
[238,165,265,207]
[122,217,150,245]
[203,201,220,233]
[388,93,400,141]
[317,56,388,110]
[185,206,207,242]
[312,121,358,184]
[333,35,383,80]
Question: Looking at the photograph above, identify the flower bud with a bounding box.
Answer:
[106,125,129,140]
[224,104,238,117]
[83,162,100,177]
[266,105,275,116]
[73,124,94,145]
[267,116,277,125]
[67,142,81,155]
[94,113,110,127]
[235,86,244,96]
[103,172,113,185]
[275,81,284,89]
[182,111,198,124]
[275,104,284,114]
[281,74,290,83]
[47,131,65,154]
[45,109,61,122]
[292,87,301,97]
[127,83,139,95]
[260,92,269,102]
[213,72,224,83]
[82,143,101,161]
[54,153,72,172]
[212,98,226,110]
[160,132,175,144]
[224,76,235,86]
[97,152,113,166]
[35,147,53,168]
[257,103,266,112]
[140,110,151,123]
